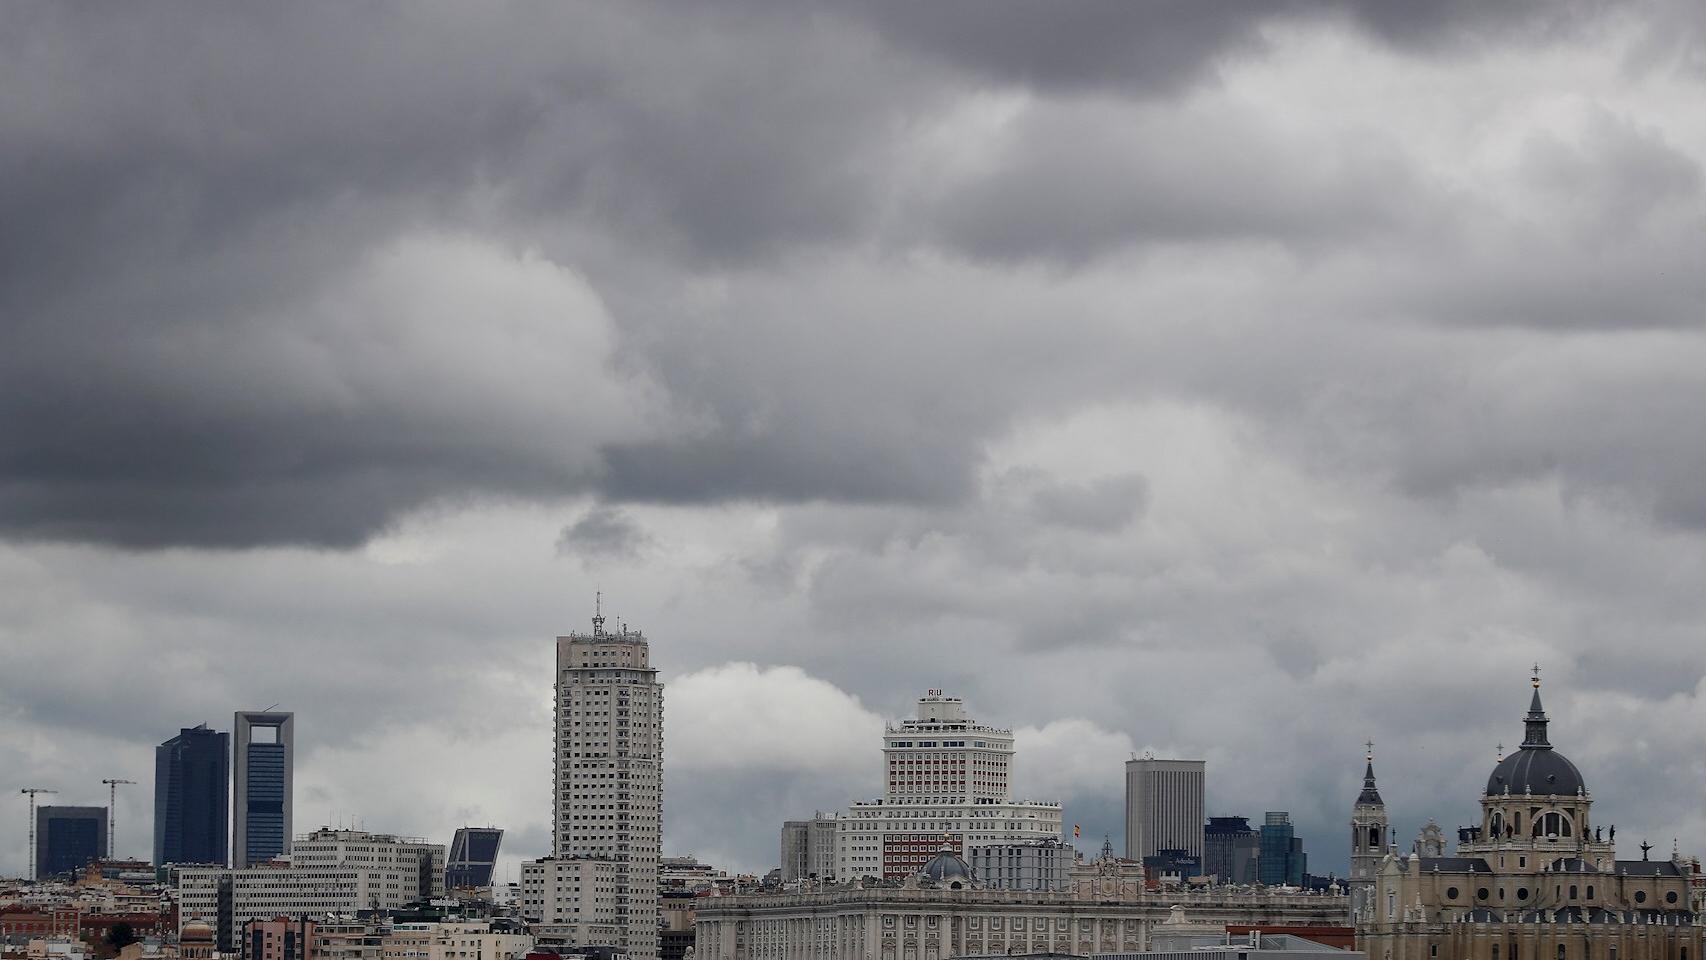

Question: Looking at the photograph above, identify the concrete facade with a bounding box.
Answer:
[694,882,1349,960]
[837,694,1063,881]
[966,841,1075,892]
[549,610,665,959]
[781,815,839,883]
[290,828,446,903]
[1123,759,1205,862]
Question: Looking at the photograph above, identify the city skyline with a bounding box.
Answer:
[3,655,1687,888]
[7,0,1706,900]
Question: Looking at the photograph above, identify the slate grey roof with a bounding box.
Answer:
[1615,860,1683,876]
[1418,857,1492,873]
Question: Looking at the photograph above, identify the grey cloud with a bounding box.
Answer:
[559,506,655,561]
[924,102,1420,263]
[1027,474,1150,532]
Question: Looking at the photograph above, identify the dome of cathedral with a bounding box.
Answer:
[1485,678,1586,797]
[1486,746,1585,796]
[919,842,976,889]
[181,921,215,942]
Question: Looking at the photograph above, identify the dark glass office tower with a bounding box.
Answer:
[1257,810,1307,886]
[232,711,294,868]
[156,724,231,866]
[445,826,504,889]
[36,806,106,879]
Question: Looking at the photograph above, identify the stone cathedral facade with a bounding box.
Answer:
[1355,674,1700,960]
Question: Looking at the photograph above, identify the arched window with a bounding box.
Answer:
[1492,946,1500,960]
[1491,812,1504,836]
[1586,885,1594,900]
[1370,826,1381,847]
[1556,946,1565,960]
[1569,885,1578,900]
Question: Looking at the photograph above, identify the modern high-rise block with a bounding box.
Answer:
[1123,757,1205,861]
[1257,811,1307,886]
[446,826,504,889]
[1203,815,1258,885]
[35,806,107,879]
[884,692,1014,803]
[835,692,1062,880]
[552,610,663,960]
[156,723,230,866]
[232,711,293,868]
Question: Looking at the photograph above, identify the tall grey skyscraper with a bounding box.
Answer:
[232,711,293,868]
[554,609,663,960]
[1123,756,1205,861]
[156,723,231,866]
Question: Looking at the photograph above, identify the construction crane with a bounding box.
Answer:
[20,788,58,879]
[101,779,136,859]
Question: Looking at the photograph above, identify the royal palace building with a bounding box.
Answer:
[1356,673,1700,960]
[696,845,1349,960]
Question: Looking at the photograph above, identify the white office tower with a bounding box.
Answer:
[837,692,1062,880]
[1123,756,1206,861]
[547,609,663,960]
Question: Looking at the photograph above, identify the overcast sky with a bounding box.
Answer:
[5,2,1706,883]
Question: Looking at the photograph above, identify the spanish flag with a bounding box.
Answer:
[1073,824,1081,838]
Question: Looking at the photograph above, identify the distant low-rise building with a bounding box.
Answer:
[780,816,839,884]
[241,917,315,960]
[966,841,1074,892]
[291,828,446,902]
[519,858,622,945]
[695,857,1349,960]
[178,832,444,954]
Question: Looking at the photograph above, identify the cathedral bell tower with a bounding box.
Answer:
[1349,741,1388,923]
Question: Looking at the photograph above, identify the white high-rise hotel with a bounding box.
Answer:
[547,609,663,960]
[837,692,1061,880]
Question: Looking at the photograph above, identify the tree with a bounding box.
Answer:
[105,923,137,952]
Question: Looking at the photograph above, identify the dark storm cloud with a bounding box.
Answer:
[559,506,654,561]
[0,2,936,548]
[847,0,1606,93]
[0,0,1657,552]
